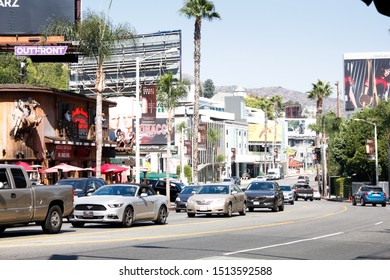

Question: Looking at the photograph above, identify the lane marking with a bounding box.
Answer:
[224,232,344,256]
[0,206,348,249]
[374,222,383,225]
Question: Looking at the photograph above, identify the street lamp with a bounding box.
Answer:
[353,118,379,185]
[135,48,178,183]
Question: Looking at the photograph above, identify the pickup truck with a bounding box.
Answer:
[293,183,314,201]
[0,164,74,234]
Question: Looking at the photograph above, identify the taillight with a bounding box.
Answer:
[384,193,387,197]
[365,192,369,196]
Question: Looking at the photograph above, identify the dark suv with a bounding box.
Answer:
[153,180,185,202]
[56,177,106,197]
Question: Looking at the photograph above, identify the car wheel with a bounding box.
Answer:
[352,197,356,206]
[279,202,284,211]
[121,206,134,227]
[41,205,63,234]
[360,198,366,206]
[272,202,278,212]
[239,202,247,216]
[382,203,386,207]
[295,196,298,201]
[155,206,168,224]
[187,212,195,218]
[225,203,233,217]
[248,207,254,212]
[175,209,181,213]
[290,200,294,205]
[310,198,313,201]
[71,222,85,228]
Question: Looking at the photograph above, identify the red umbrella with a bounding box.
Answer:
[94,163,128,174]
[14,161,33,171]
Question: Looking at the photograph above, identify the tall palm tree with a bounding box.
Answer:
[270,95,283,167]
[42,4,135,178]
[307,79,333,194]
[157,72,188,203]
[179,0,221,184]
[207,127,220,182]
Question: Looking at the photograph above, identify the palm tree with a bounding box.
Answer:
[43,3,135,178]
[157,72,188,203]
[207,127,220,182]
[270,95,283,167]
[179,0,221,184]
[307,79,333,194]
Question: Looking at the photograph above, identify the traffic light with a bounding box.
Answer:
[314,148,321,164]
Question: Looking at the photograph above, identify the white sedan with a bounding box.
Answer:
[70,184,169,227]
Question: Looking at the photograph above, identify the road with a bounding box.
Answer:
[1,175,389,260]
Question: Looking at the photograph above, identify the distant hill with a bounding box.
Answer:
[215,85,343,115]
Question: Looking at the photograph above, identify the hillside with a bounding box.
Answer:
[215,85,343,115]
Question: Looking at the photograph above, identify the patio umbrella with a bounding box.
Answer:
[94,163,128,174]
[45,163,84,173]
[14,161,45,173]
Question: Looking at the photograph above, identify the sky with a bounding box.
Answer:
[81,0,390,95]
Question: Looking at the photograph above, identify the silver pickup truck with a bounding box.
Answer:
[0,164,74,234]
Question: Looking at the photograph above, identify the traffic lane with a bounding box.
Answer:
[0,201,351,259]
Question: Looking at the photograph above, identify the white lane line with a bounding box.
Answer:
[223,232,344,256]
[374,222,383,225]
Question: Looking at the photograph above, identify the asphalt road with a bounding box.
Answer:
[1,184,389,260]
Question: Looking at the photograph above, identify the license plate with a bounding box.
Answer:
[253,201,260,205]
[83,211,93,218]
[372,194,380,197]
[199,206,208,211]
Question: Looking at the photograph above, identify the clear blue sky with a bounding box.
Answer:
[82,0,389,94]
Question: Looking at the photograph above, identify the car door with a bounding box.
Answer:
[0,168,33,223]
[134,186,157,219]
[231,185,244,211]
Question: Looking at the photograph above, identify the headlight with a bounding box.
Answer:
[176,197,181,202]
[108,203,124,208]
[187,199,194,205]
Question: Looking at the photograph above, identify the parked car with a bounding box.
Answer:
[313,189,321,200]
[351,185,387,207]
[293,183,314,201]
[245,181,284,212]
[254,175,267,181]
[175,185,201,212]
[70,184,169,227]
[280,185,295,205]
[241,172,251,180]
[152,180,185,202]
[56,177,106,197]
[186,182,247,217]
[297,175,310,184]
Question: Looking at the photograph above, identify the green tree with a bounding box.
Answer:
[43,3,135,178]
[157,72,188,202]
[203,78,215,98]
[0,53,22,83]
[207,127,220,182]
[180,0,221,184]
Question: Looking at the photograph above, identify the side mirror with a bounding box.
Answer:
[231,190,238,195]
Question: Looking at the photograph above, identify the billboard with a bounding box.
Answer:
[0,0,76,35]
[286,119,316,138]
[344,52,390,111]
[248,123,282,142]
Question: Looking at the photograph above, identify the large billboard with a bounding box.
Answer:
[0,0,77,35]
[248,123,282,143]
[344,52,390,112]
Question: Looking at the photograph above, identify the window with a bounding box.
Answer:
[0,168,10,189]
[11,168,27,189]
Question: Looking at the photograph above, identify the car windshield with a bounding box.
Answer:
[93,185,137,196]
[362,187,383,192]
[181,186,200,194]
[280,186,291,191]
[247,182,274,191]
[198,185,229,194]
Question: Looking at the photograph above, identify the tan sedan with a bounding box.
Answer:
[186,183,247,217]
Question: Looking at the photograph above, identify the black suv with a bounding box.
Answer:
[153,180,185,202]
[56,177,106,197]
